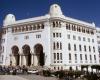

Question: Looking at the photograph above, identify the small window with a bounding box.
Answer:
[94,55,96,60]
[73,35,76,40]
[67,34,70,39]
[80,54,82,60]
[92,39,94,43]
[78,36,81,41]
[84,45,86,52]
[69,53,71,60]
[88,38,90,42]
[89,46,91,52]
[57,53,59,60]
[83,37,86,41]
[75,54,77,60]
[53,33,55,37]
[79,45,82,51]
[74,44,76,51]
[68,43,71,50]
[93,46,95,53]
[85,54,87,60]
[54,53,56,60]
[90,55,92,60]
[24,35,29,39]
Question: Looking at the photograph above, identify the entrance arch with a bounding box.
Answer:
[34,44,44,66]
[22,44,31,66]
[12,46,19,65]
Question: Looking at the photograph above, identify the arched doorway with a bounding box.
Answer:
[22,45,31,66]
[34,44,44,66]
[12,46,19,65]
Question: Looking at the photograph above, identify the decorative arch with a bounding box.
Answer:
[22,44,30,55]
[34,44,43,54]
[22,44,31,66]
[11,45,19,55]
[34,43,44,66]
[11,45,19,65]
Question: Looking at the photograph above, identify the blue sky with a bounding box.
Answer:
[0,0,100,27]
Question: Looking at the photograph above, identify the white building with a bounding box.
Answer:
[0,4,100,71]
[96,28,100,56]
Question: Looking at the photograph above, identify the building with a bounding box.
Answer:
[0,4,100,71]
[96,28,100,58]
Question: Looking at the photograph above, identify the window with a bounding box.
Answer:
[69,53,71,60]
[25,35,29,39]
[80,54,82,60]
[54,53,56,60]
[14,37,18,40]
[83,37,86,41]
[79,45,82,51]
[73,35,76,40]
[59,33,61,37]
[84,45,86,52]
[75,54,77,60]
[60,53,62,60]
[89,46,91,52]
[78,36,81,41]
[88,38,90,42]
[67,34,70,39]
[94,55,96,60]
[56,33,58,37]
[93,46,95,53]
[60,42,62,49]
[74,44,76,51]
[57,53,59,60]
[90,55,92,60]
[68,43,71,50]
[2,46,4,52]
[36,34,41,38]
[92,39,94,43]
[53,42,55,50]
[53,33,55,37]
[85,54,87,60]
[57,42,59,49]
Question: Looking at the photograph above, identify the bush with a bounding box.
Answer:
[43,70,51,77]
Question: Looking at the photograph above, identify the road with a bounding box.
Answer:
[0,75,58,80]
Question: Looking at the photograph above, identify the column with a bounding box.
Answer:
[31,54,34,66]
[19,55,22,66]
[34,54,38,66]
[22,55,26,65]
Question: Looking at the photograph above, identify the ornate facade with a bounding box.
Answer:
[0,4,100,71]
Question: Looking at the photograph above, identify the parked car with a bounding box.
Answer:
[28,69,38,74]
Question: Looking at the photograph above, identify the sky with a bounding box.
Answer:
[0,0,100,27]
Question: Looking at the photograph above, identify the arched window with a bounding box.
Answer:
[79,45,82,51]
[69,53,71,60]
[84,45,86,52]
[90,55,92,60]
[85,54,87,60]
[74,44,76,51]
[57,42,59,49]
[54,53,56,60]
[93,46,95,53]
[53,42,56,50]
[60,42,62,50]
[57,53,59,60]
[94,55,96,60]
[89,46,91,52]
[68,43,71,50]
[53,22,55,27]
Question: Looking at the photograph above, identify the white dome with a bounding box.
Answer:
[49,4,63,17]
[3,14,16,26]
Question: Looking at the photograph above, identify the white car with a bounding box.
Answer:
[28,69,38,74]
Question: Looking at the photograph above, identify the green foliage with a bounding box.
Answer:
[43,70,51,77]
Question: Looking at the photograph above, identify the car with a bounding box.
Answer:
[28,69,38,74]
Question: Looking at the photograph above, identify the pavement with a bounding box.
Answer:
[0,75,58,80]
